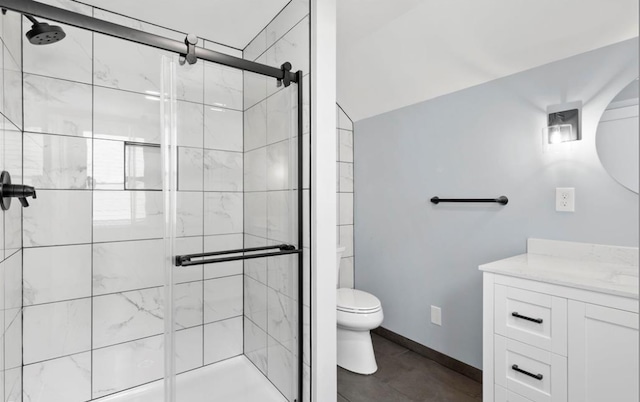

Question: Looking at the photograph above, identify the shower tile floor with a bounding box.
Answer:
[95,356,287,402]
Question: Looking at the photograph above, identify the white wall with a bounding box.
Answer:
[354,38,639,369]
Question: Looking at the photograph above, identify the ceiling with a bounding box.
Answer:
[81,0,290,49]
[337,0,639,121]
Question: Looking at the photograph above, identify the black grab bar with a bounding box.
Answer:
[175,244,300,267]
[430,196,508,205]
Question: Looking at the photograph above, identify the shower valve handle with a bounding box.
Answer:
[0,171,37,210]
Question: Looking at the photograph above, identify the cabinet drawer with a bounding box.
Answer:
[495,335,567,402]
[495,284,567,355]
[496,385,534,402]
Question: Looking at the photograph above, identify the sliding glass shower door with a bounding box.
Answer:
[161,54,302,402]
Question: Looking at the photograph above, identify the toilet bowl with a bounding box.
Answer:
[336,246,383,375]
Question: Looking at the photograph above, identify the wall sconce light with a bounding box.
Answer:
[543,108,581,153]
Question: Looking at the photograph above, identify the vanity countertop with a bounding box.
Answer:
[479,253,639,299]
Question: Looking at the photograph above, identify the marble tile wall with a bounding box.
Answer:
[242,1,310,401]
[19,1,246,401]
[337,105,355,289]
[0,9,24,402]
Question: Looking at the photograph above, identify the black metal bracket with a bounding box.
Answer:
[430,196,508,205]
[175,244,301,267]
[0,171,37,210]
[278,62,292,87]
[179,33,198,65]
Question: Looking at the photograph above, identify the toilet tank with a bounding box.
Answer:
[336,246,346,288]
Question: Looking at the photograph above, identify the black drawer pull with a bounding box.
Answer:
[512,312,543,324]
[511,364,543,380]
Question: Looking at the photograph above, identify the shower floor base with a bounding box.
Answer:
[94,356,288,402]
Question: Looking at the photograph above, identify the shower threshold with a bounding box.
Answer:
[93,356,288,402]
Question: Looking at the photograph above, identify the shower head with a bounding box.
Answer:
[25,15,66,45]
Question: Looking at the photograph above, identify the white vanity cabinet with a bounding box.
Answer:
[480,239,639,402]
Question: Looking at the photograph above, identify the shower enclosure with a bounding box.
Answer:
[0,0,311,401]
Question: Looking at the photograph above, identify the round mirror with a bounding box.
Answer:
[596,78,639,193]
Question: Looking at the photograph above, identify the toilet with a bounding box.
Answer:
[336,246,384,375]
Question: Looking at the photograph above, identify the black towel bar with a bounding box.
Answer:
[430,196,508,205]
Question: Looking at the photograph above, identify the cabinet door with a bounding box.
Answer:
[568,301,639,402]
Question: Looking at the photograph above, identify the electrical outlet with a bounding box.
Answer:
[556,187,575,212]
[431,305,442,326]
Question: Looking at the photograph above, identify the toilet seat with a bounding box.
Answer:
[337,288,381,314]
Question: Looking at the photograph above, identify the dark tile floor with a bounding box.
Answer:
[337,334,482,402]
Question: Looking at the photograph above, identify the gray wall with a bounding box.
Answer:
[354,38,639,369]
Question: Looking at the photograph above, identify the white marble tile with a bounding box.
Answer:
[243,69,268,111]
[267,337,294,401]
[177,101,204,148]
[303,305,310,366]
[204,62,243,111]
[4,307,21,369]
[23,352,91,402]
[24,244,91,305]
[204,192,243,235]
[2,126,22,256]
[267,140,292,191]
[5,367,21,402]
[267,288,295,350]
[203,234,243,279]
[203,40,243,58]
[93,139,125,190]
[339,193,354,225]
[174,236,203,284]
[338,129,353,163]
[125,143,162,190]
[23,133,92,189]
[94,86,161,144]
[244,234,268,285]
[245,101,267,151]
[3,251,21,309]
[176,192,204,237]
[178,147,204,191]
[93,191,163,242]
[268,254,297,300]
[265,16,310,97]
[24,74,92,137]
[244,276,268,331]
[94,33,164,94]
[265,0,309,50]
[303,362,311,402]
[303,247,310,307]
[93,287,164,348]
[174,281,203,330]
[176,326,203,374]
[338,106,354,131]
[267,88,295,145]
[338,162,354,192]
[303,133,310,189]
[244,147,268,192]
[267,191,294,243]
[23,298,91,364]
[3,46,22,131]
[245,192,268,239]
[204,150,243,191]
[93,239,164,295]
[244,317,268,375]
[2,9,22,68]
[204,106,242,152]
[204,275,243,323]
[23,22,93,84]
[92,335,164,399]
[24,190,92,247]
[339,225,354,258]
[244,29,267,62]
[204,317,243,365]
[175,61,204,103]
[92,9,184,41]
[339,256,355,289]
[302,74,310,135]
